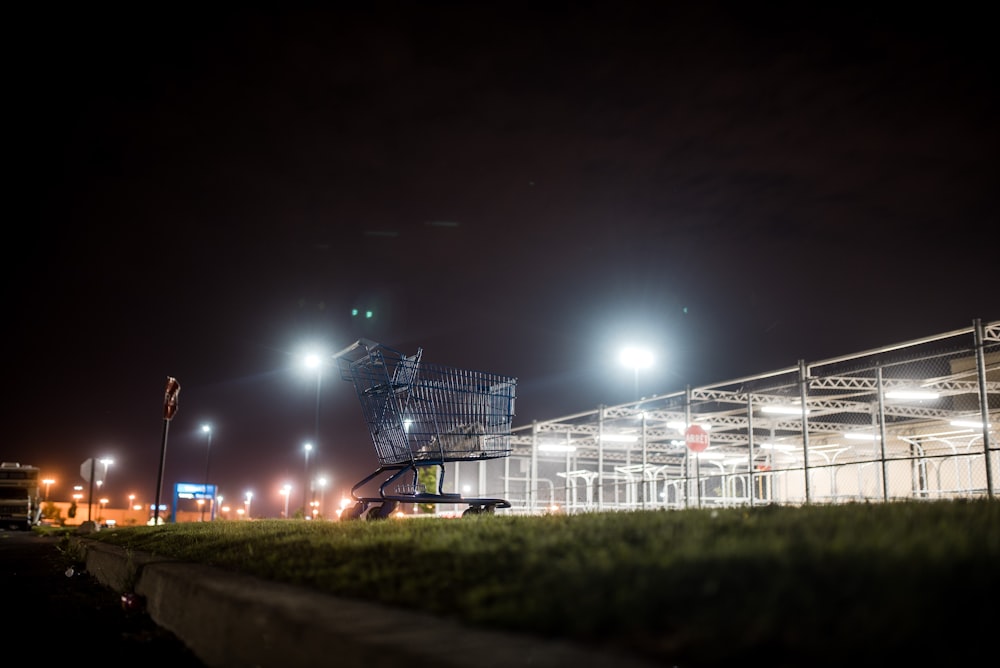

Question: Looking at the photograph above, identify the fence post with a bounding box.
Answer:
[597,407,606,511]
[973,319,995,498]
[875,366,890,502]
[798,360,812,504]
[747,391,756,508]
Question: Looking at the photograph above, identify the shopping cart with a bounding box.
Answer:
[333,339,516,519]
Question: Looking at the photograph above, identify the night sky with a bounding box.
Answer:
[7,3,997,518]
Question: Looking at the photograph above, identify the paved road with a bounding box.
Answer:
[2,529,205,666]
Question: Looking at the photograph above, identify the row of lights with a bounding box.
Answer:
[59,344,657,520]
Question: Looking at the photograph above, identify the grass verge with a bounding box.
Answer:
[57,499,999,666]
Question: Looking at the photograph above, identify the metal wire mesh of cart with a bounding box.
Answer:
[335,339,517,466]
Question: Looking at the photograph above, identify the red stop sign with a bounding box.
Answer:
[685,424,709,452]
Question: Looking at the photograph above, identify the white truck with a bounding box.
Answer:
[0,462,42,530]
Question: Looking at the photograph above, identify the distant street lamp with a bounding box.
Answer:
[280,484,292,518]
[42,478,55,501]
[620,346,654,401]
[244,491,253,520]
[302,442,313,516]
[201,424,213,521]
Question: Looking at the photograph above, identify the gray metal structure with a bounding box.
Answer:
[434,319,998,515]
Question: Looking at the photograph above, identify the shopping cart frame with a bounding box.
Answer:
[333,338,516,519]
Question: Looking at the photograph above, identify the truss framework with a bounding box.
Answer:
[500,320,998,502]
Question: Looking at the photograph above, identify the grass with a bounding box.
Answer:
[54,499,1000,666]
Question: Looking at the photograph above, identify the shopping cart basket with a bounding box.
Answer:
[333,338,516,519]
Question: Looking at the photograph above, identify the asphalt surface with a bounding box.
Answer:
[2,529,205,666]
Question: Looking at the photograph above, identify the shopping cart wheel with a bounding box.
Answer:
[463,503,498,517]
[341,502,366,521]
[367,500,399,520]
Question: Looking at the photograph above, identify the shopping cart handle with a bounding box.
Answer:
[331,338,381,360]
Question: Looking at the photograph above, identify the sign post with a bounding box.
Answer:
[685,424,708,508]
[154,377,181,525]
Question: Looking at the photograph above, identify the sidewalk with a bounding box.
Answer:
[76,538,663,668]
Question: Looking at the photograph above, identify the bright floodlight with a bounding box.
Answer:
[620,346,654,400]
[303,352,323,371]
[885,389,939,400]
[619,346,654,370]
[761,405,811,415]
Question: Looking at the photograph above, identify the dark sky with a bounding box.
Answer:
[7,3,997,518]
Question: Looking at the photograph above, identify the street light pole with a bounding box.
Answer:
[316,476,327,519]
[314,365,322,455]
[99,458,114,496]
[281,484,291,519]
[303,351,325,516]
[42,479,54,501]
[201,424,213,521]
[244,491,253,520]
[302,442,313,516]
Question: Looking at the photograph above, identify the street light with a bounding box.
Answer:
[42,478,54,501]
[280,484,292,519]
[302,350,325,507]
[99,458,114,493]
[316,476,328,519]
[302,442,313,516]
[244,491,253,520]
[302,352,324,436]
[620,346,654,401]
[201,424,213,521]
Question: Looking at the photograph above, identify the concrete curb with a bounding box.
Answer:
[75,539,661,668]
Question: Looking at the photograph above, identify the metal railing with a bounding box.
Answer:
[444,319,998,514]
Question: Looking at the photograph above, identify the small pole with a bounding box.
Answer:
[154,419,170,525]
[87,458,96,524]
